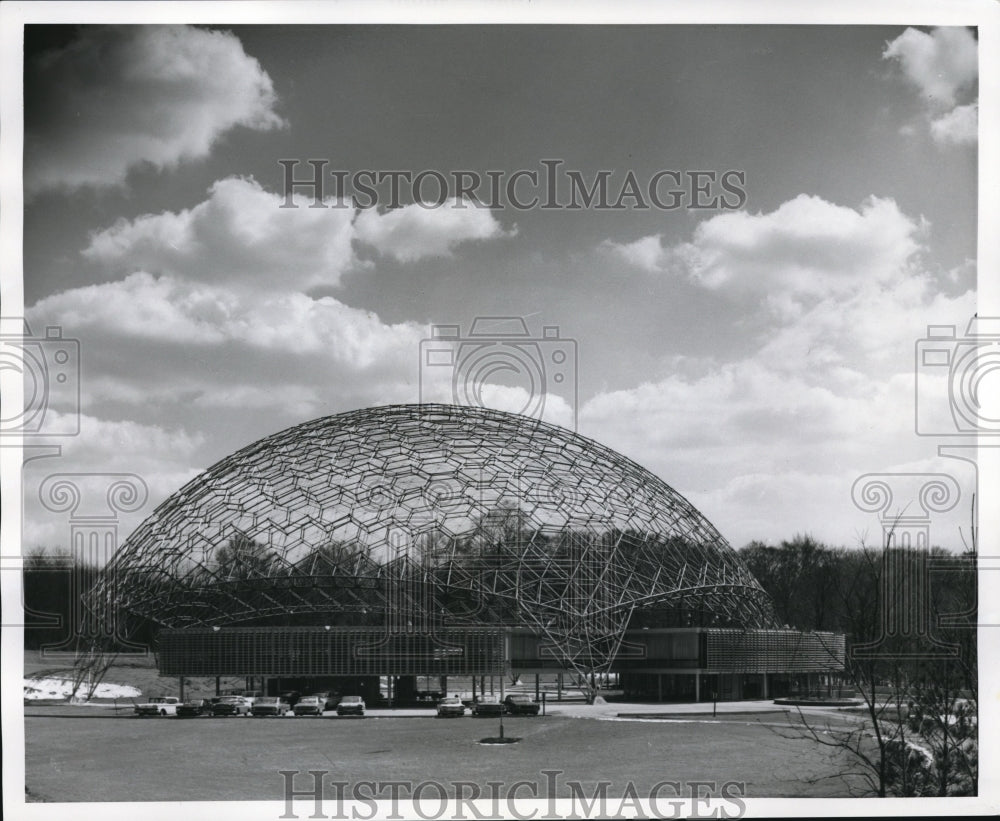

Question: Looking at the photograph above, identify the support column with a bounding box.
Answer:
[695,672,700,702]
[215,676,220,696]
[179,676,185,701]
[762,673,768,699]
[472,676,476,702]
[535,674,540,701]
[557,673,563,701]
[440,676,447,697]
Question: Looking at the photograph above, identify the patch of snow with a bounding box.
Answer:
[23,676,141,700]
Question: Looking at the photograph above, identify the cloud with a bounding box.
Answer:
[84,178,358,291]
[585,192,975,548]
[29,271,426,368]
[21,412,207,549]
[677,196,922,298]
[354,201,516,263]
[603,195,926,319]
[417,371,576,430]
[578,318,975,548]
[25,25,284,194]
[23,175,536,458]
[600,234,665,273]
[929,103,978,146]
[883,27,978,110]
[883,27,978,147]
[84,179,515,290]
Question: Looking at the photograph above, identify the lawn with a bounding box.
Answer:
[24,707,863,802]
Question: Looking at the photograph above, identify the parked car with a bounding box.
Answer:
[220,689,262,705]
[251,697,291,717]
[309,692,338,711]
[293,696,324,716]
[436,696,466,718]
[471,696,504,717]
[134,696,180,717]
[503,694,540,716]
[176,699,211,718]
[279,690,302,707]
[336,695,365,716]
[210,696,252,716]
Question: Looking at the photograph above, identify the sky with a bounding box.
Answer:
[12,21,983,554]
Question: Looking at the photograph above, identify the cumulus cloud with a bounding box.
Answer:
[354,201,516,263]
[586,192,975,547]
[84,179,515,290]
[603,195,926,320]
[578,309,974,548]
[21,412,206,548]
[675,195,922,296]
[25,25,284,194]
[883,27,978,146]
[29,266,573,426]
[84,178,358,291]
[883,27,978,110]
[28,271,426,372]
[930,103,978,146]
[21,173,528,461]
[600,234,665,273]
[417,371,576,430]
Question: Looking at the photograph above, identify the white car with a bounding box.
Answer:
[336,695,366,716]
[436,696,466,718]
[134,696,180,717]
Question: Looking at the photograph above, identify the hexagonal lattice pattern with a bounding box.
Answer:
[89,404,776,680]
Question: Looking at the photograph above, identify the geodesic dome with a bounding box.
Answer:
[90,404,775,673]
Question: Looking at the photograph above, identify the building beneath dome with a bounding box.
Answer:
[87,404,843,702]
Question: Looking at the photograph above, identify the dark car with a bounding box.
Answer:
[210,696,251,716]
[336,695,365,716]
[251,697,291,717]
[503,694,540,716]
[176,699,211,718]
[293,696,324,716]
[309,692,337,711]
[279,690,302,707]
[471,696,504,717]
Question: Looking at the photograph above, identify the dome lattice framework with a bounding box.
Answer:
[89,404,776,681]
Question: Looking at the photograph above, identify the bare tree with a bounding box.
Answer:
[766,521,977,797]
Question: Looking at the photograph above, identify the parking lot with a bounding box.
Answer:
[24,704,862,801]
